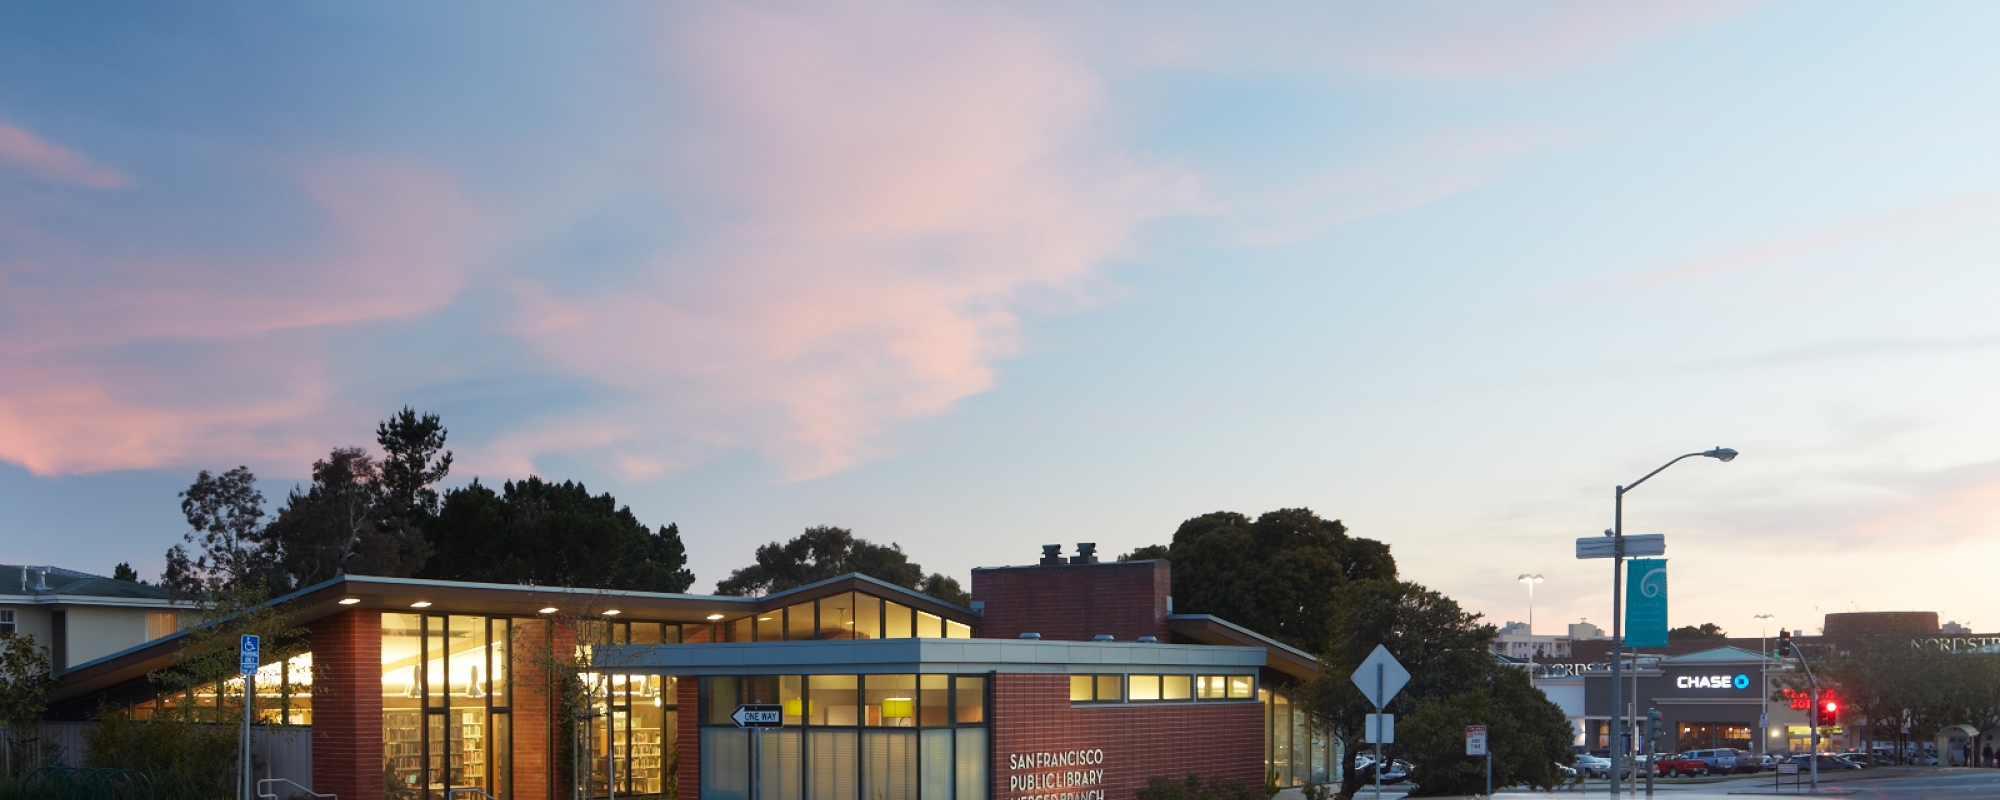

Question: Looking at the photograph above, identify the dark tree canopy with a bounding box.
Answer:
[164,466,280,601]
[112,563,139,582]
[1394,663,1577,796]
[376,407,453,519]
[1668,622,1728,641]
[1141,508,1396,653]
[264,447,433,586]
[419,477,695,593]
[716,526,970,606]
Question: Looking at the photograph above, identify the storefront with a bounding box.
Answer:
[1576,647,1809,755]
[50,551,1330,800]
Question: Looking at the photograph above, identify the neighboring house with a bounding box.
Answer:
[0,564,189,671]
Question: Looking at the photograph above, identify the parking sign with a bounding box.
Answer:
[239,634,261,675]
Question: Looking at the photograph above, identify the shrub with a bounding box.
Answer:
[84,709,237,800]
[1138,774,1263,800]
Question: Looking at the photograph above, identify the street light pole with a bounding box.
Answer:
[1753,613,1775,756]
[1607,447,1737,800]
[1519,574,1544,660]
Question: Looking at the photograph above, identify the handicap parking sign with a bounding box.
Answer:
[239,634,261,675]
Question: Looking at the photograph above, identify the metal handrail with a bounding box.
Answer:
[448,788,501,800]
[258,778,335,800]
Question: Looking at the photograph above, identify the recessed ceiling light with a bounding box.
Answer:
[706,613,725,621]
[602,609,621,616]
[538,607,558,615]
[338,598,360,605]
[757,616,773,622]
[410,601,432,609]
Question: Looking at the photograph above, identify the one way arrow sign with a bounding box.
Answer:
[732,703,784,728]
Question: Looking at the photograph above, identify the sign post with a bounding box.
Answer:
[734,703,784,800]
[238,635,260,800]
[1466,725,1490,798]
[1351,646,1410,800]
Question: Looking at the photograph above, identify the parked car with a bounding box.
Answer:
[1652,754,1710,778]
[1575,755,1614,779]
[1835,752,1875,767]
[1785,754,1865,771]
[1685,749,1744,774]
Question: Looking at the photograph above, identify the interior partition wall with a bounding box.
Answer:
[697,674,990,800]
[383,613,516,800]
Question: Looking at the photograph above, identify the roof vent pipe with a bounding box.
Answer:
[1071,543,1098,565]
[35,569,47,591]
[1019,632,1041,640]
[1038,545,1065,566]
[1093,634,1114,642]
[1137,636,1158,643]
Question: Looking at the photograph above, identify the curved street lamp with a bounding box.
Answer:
[1607,447,1738,800]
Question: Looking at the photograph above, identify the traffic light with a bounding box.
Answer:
[1816,696,1839,727]
[1647,709,1663,742]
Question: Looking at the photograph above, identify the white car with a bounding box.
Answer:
[1575,755,1614,778]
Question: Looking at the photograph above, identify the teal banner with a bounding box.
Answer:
[1625,558,1668,648]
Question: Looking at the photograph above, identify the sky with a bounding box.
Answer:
[4,1,2000,640]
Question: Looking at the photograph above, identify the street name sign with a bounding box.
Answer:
[238,634,261,676]
[732,704,784,728]
[1350,645,1410,709]
[1364,714,1394,744]
[1465,725,1488,757]
[1575,533,1665,560]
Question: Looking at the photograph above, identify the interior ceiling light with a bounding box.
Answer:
[338,598,361,605]
[602,609,621,616]
[538,607,558,615]
[705,613,725,621]
[410,601,432,608]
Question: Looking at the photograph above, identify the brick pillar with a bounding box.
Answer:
[514,619,577,800]
[675,676,700,800]
[313,609,384,800]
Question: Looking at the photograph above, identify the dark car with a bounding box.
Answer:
[1786,754,1864,771]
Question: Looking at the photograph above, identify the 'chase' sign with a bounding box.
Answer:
[1676,673,1751,690]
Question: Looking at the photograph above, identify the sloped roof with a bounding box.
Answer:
[0,564,172,601]
[1661,646,1768,663]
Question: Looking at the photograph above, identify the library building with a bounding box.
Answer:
[48,545,1334,800]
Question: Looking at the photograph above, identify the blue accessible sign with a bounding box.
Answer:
[239,634,261,675]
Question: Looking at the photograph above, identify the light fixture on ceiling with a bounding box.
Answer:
[538,607,558,615]
[602,609,621,616]
[706,613,725,621]
[410,601,432,609]
[338,598,361,606]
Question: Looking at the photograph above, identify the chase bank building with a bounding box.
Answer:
[49,546,1338,800]
[1565,647,1809,753]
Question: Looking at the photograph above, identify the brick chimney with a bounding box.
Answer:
[971,544,1170,642]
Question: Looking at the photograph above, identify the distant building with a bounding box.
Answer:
[0,564,188,671]
[1570,620,1608,641]
[1493,620,1572,660]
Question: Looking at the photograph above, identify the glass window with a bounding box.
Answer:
[855,595,881,640]
[146,612,178,640]
[1095,675,1122,702]
[1229,674,1255,699]
[955,728,989,800]
[787,602,816,641]
[863,730,918,800]
[1163,675,1191,701]
[921,729,953,800]
[382,614,424,793]
[809,675,860,726]
[780,675,805,726]
[916,611,943,639]
[756,612,782,642]
[945,620,971,639]
[426,615,446,708]
[1069,675,1094,702]
[662,623,682,644]
[808,729,858,800]
[954,677,985,724]
[884,601,912,639]
[706,677,741,725]
[919,675,950,727]
[761,728,804,800]
[631,622,663,645]
[1129,675,1161,701]
[684,624,715,643]
[701,727,751,800]
[819,593,858,639]
[865,674,918,727]
[1198,675,1227,699]
[488,619,509,707]
[746,675,780,704]
[729,616,753,643]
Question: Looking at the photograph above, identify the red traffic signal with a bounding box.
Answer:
[1815,694,1839,727]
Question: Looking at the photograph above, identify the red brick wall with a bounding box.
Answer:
[512,619,561,800]
[972,562,1171,643]
[990,673,1263,800]
[312,609,384,800]
[675,676,700,800]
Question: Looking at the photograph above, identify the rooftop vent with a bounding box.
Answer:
[1070,543,1099,565]
[1093,634,1114,642]
[1137,636,1159,643]
[1039,545,1065,566]
[1019,632,1042,640]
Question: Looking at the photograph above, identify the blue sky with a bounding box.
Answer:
[4,2,1999,637]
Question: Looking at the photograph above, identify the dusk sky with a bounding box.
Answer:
[5,2,1999,638]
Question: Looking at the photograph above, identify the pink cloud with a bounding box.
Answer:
[0,160,485,476]
[0,122,129,188]
[483,2,1193,481]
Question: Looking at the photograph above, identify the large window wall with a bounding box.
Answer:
[1262,687,1339,787]
[659,592,972,645]
[384,613,516,800]
[696,674,989,800]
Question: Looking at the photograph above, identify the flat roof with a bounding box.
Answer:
[592,637,1267,676]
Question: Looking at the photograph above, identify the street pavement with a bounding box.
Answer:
[1497,768,2000,800]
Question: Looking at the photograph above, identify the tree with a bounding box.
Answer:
[111,563,138,582]
[419,477,695,593]
[0,632,55,775]
[1296,579,1523,800]
[1668,623,1727,642]
[263,447,431,584]
[716,526,970,606]
[376,407,453,520]
[164,466,280,601]
[1136,508,1396,654]
[1395,664,1576,795]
